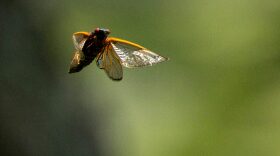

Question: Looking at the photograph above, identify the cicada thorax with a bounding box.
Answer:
[80,35,107,67]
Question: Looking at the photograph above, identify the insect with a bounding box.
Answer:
[69,28,168,81]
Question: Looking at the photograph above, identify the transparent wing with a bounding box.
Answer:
[73,32,89,51]
[96,52,104,69]
[98,45,123,81]
[108,37,168,68]
[69,50,85,73]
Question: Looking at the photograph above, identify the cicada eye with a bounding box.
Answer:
[95,28,100,33]
[105,29,111,35]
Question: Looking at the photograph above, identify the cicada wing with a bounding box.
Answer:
[73,32,89,51]
[98,45,123,81]
[108,37,168,68]
[96,52,104,69]
[69,50,85,73]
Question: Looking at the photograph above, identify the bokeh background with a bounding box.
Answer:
[1,0,280,156]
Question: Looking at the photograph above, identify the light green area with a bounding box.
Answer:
[61,0,280,155]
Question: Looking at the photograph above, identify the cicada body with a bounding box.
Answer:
[69,28,168,81]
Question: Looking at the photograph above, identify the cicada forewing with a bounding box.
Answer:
[69,32,89,73]
[107,37,168,68]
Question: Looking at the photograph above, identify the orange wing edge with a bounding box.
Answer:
[107,37,147,50]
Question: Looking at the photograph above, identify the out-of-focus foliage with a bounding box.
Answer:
[1,0,280,156]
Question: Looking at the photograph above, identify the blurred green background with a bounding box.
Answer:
[1,0,280,156]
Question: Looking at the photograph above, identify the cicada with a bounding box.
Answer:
[69,28,168,81]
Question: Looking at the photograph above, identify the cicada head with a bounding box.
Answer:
[93,28,110,41]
